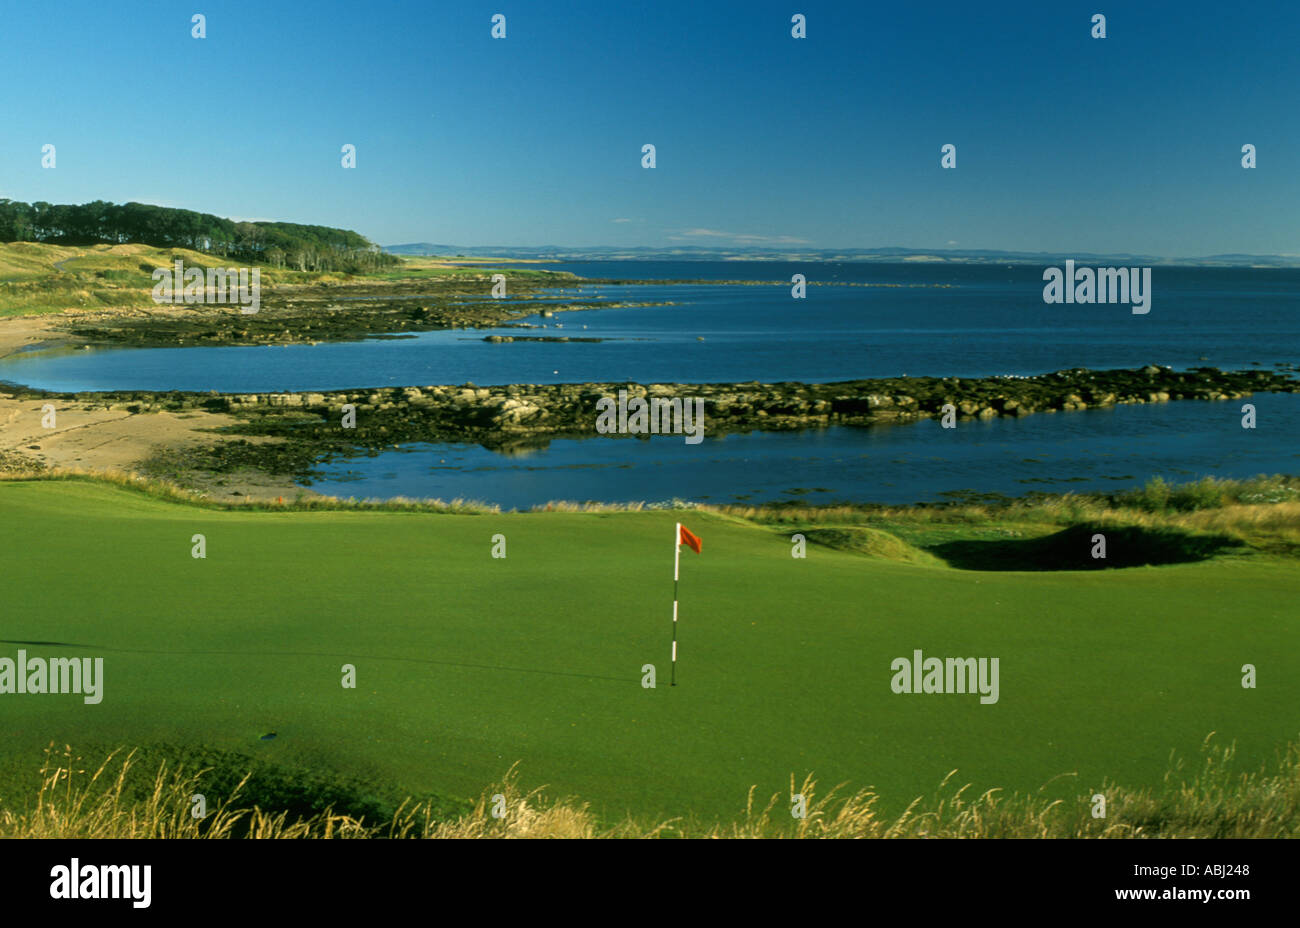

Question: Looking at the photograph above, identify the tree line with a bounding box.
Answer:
[0,198,399,273]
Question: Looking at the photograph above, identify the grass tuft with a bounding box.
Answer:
[5,735,1297,838]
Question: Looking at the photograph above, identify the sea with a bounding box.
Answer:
[2,261,1296,507]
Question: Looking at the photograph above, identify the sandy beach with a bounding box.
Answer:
[0,312,304,497]
[0,312,72,361]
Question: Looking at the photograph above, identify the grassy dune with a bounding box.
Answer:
[0,242,562,317]
[0,476,1296,829]
[0,243,252,316]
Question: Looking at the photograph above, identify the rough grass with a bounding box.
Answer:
[2,468,1296,568]
[0,467,713,515]
[0,243,246,316]
[0,467,505,513]
[4,468,1295,534]
[723,475,1300,524]
[726,475,1300,565]
[0,243,571,317]
[5,734,1296,838]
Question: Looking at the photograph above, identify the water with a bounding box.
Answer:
[307,392,1300,509]
[4,261,1295,504]
[3,263,1298,393]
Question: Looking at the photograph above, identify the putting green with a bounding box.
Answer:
[1,479,1296,823]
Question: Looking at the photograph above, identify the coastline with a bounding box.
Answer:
[0,312,78,361]
[1,361,1292,501]
[2,265,1295,504]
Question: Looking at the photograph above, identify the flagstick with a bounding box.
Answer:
[671,522,681,686]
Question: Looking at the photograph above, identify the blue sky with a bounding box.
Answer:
[2,0,1297,255]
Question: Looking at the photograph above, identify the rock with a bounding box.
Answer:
[495,399,544,425]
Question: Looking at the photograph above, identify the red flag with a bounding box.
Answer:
[678,524,702,554]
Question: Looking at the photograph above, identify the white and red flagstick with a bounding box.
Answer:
[671,522,702,687]
[671,522,681,686]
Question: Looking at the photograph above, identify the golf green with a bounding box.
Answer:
[1,480,1295,823]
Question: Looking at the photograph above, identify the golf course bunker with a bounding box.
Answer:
[927,524,1245,571]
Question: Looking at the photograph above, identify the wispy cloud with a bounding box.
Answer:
[668,228,811,246]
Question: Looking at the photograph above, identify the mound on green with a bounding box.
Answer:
[799,526,944,567]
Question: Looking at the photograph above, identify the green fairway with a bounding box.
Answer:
[1,479,1296,824]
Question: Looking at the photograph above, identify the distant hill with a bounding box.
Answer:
[385,243,465,256]
[383,243,1300,268]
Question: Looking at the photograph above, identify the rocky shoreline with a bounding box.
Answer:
[7,365,1294,484]
[47,275,675,349]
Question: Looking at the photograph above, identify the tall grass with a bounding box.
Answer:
[0,467,504,514]
[722,475,1300,559]
[5,468,1296,524]
[1,469,1297,557]
[0,468,706,515]
[4,735,1297,838]
[0,745,367,839]
[1115,474,1300,512]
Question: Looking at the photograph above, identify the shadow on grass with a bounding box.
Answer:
[928,524,1245,571]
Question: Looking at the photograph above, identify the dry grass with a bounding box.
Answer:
[1171,502,1300,552]
[528,498,704,512]
[0,745,368,839]
[5,735,1297,839]
[0,466,503,514]
[0,467,716,515]
[721,476,1300,558]
[10,469,1295,539]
